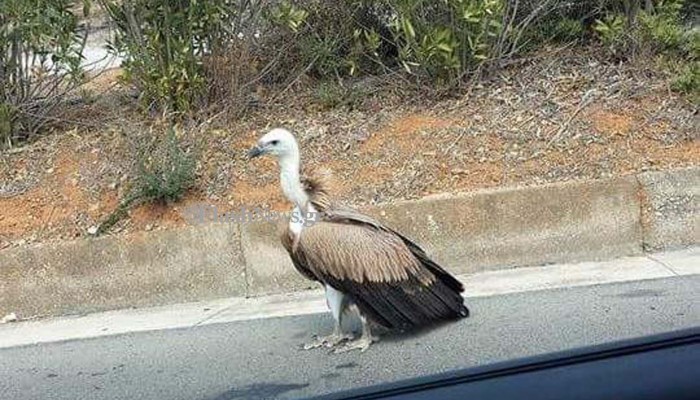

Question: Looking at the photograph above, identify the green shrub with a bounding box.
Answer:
[638,0,686,53]
[96,0,699,112]
[133,127,195,203]
[0,0,86,148]
[267,0,310,33]
[267,0,535,87]
[97,125,195,234]
[523,16,585,48]
[681,29,700,59]
[313,80,368,109]
[554,18,586,41]
[379,0,505,85]
[100,0,237,114]
[671,61,699,104]
[300,34,348,78]
[314,81,347,109]
[592,0,697,60]
[266,0,377,79]
[593,13,627,48]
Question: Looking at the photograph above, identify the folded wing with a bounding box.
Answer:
[283,208,469,330]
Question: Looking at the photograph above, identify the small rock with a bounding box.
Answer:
[145,224,154,231]
[1,313,18,324]
[46,168,55,174]
[87,226,99,235]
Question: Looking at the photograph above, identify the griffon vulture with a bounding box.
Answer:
[247,128,469,353]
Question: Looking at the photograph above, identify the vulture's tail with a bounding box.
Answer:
[354,231,471,329]
[341,247,469,331]
[346,274,469,331]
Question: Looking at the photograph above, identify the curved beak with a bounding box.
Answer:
[247,145,265,159]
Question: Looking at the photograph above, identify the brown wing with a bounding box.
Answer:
[322,205,465,292]
[291,208,469,330]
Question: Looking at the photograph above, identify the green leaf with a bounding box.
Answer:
[82,0,91,18]
[437,42,453,52]
[403,18,416,39]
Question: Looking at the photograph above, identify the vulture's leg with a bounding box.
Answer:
[332,314,377,354]
[302,285,353,350]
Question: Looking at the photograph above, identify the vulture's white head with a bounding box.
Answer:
[247,128,299,161]
[248,128,307,210]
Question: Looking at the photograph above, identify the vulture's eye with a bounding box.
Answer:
[270,140,279,146]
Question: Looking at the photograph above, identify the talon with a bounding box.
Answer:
[302,333,353,350]
[331,336,374,354]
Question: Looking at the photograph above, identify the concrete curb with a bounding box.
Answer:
[637,168,699,251]
[1,167,697,318]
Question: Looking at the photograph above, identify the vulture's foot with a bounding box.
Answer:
[331,335,376,354]
[331,314,377,354]
[302,333,353,350]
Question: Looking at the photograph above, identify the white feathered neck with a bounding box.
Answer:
[278,141,310,211]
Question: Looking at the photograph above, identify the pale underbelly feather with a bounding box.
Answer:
[325,284,346,321]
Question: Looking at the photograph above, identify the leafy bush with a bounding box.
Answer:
[638,0,687,53]
[671,61,699,103]
[593,13,627,48]
[98,0,699,110]
[97,125,195,234]
[375,0,506,85]
[0,0,86,148]
[133,127,195,203]
[549,18,586,42]
[313,80,348,109]
[100,0,337,115]
[265,0,383,79]
[313,80,368,109]
[99,0,232,114]
[591,0,697,59]
[523,15,585,48]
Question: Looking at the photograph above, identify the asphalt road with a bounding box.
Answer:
[1,275,698,400]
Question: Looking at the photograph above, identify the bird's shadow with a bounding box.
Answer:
[204,382,309,400]
[377,319,457,343]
